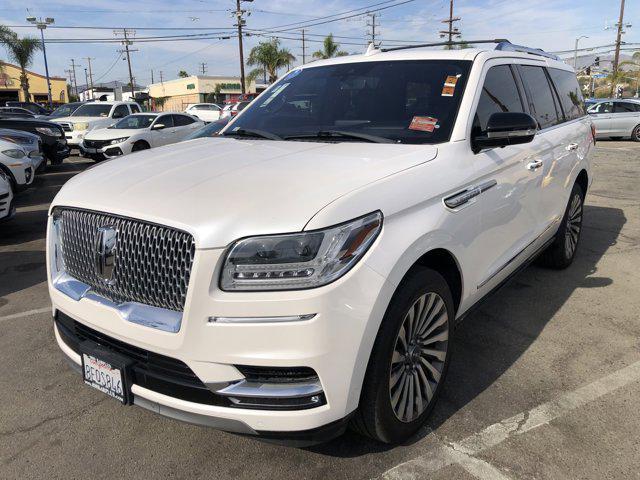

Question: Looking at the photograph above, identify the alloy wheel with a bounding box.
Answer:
[389,292,449,423]
[565,193,582,259]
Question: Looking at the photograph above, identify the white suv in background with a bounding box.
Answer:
[48,41,593,446]
[0,169,14,222]
[53,101,142,149]
[184,103,222,123]
[80,113,204,161]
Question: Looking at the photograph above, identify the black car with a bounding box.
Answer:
[5,101,51,116]
[0,107,36,119]
[0,117,70,165]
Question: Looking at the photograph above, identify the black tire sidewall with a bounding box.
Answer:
[364,267,455,443]
[633,125,640,142]
[556,183,585,264]
[132,142,149,152]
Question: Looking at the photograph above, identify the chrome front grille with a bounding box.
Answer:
[56,208,196,312]
[60,123,73,132]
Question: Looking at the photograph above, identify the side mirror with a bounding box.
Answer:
[152,123,165,130]
[473,112,537,153]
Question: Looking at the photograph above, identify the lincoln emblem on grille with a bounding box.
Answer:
[94,226,117,284]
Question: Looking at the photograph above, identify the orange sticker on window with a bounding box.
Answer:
[409,116,438,132]
[442,74,461,96]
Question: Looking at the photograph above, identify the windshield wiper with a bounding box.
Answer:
[284,130,395,144]
[223,128,283,141]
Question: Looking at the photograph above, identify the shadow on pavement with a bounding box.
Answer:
[311,204,625,457]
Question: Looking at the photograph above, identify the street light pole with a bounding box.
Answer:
[27,16,54,109]
[573,36,588,70]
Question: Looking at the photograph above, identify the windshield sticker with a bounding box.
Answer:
[409,116,439,133]
[260,83,290,107]
[442,74,461,97]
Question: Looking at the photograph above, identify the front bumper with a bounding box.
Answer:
[43,138,70,163]
[64,130,87,147]
[79,141,129,161]
[48,244,390,438]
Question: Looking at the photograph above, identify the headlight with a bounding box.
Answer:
[109,137,129,145]
[1,149,25,159]
[220,211,382,291]
[50,211,66,277]
[74,122,89,131]
[35,127,60,137]
[0,169,9,182]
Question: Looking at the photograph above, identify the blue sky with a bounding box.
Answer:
[1,0,638,87]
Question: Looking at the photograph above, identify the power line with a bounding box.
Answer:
[114,28,138,96]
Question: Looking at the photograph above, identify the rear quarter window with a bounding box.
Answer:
[547,68,585,121]
[519,65,561,129]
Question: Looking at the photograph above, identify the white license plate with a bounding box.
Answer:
[82,353,126,402]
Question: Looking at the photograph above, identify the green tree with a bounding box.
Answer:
[0,26,42,101]
[312,34,348,60]
[178,70,189,78]
[247,38,296,84]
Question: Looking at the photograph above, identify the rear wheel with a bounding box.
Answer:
[538,182,584,269]
[632,125,640,142]
[352,267,453,443]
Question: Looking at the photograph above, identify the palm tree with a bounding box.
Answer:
[312,34,348,60]
[0,27,42,101]
[247,38,296,84]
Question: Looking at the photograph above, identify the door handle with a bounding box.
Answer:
[526,159,543,170]
[566,143,579,151]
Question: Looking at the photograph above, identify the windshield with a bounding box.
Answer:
[185,118,229,140]
[113,115,156,129]
[72,104,112,117]
[228,60,471,144]
[51,103,79,117]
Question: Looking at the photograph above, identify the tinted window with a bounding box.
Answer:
[589,102,613,114]
[613,102,639,113]
[112,105,129,119]
[473,65,524,134]
[173,114,195,126]
[547,68,585,121]
[185,118,230,140]
[72,104,112,117]
[228,60,471,144]
[130,104,141,113]
[154,115,174,128]
[520,66,560,129]
[113,115,156,129]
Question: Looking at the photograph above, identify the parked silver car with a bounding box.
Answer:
[587,99,640,141]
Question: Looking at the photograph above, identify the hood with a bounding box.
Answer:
[51,137,437,248]
[84,128,142,140]
[53,116,110,126]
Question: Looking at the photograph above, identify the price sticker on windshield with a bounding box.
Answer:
[409,116,439,133]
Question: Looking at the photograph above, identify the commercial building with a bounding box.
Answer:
[0,62,67,105]
[147,75,257,111]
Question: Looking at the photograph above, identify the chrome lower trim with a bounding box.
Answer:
[444,179,497,209]
[216,380,323,399]
[208,314,316,324]
[52,273,183,333]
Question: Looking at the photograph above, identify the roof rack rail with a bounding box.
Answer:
[379,38,510,53]
[494,42,561,61]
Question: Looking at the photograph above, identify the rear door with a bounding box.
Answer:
[171,114,200,142]
[611,101,640,137]
[470,62,546,293]
[588,101,613,136]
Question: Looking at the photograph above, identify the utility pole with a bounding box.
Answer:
[573,36,588,69]
[84,68,90,98]
[301,29,306,64]
[234,0,250,95]
[70,59,80,98]
[115,28,138,98]
[199,62,207,75]
[159,71,164,83]
[439,0,461,46]
[366,13,380,46]
[26,16,54,109]
[85,57,95,99]
[611,0,626,97]
[151,69,154,84]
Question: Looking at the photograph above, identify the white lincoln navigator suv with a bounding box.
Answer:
[48,41,594,445]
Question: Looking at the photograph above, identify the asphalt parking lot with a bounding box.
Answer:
[1,142,639,480]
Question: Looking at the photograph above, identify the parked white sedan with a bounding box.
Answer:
[0,169,15,222]
[184,103,222,123]
[80,113,204,161]
[588,99,640,141]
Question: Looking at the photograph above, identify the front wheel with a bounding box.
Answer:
[131,141,150,152]
[352,267,453,444]
[632,125,640,142]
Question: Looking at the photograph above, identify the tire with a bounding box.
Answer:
[131,141,150,152]
[538,182,584,269]
[352,267,454,444]
[632,125,640,142]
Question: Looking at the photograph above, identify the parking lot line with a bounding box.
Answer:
[0,307,51,323]
[380,359,640,479]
